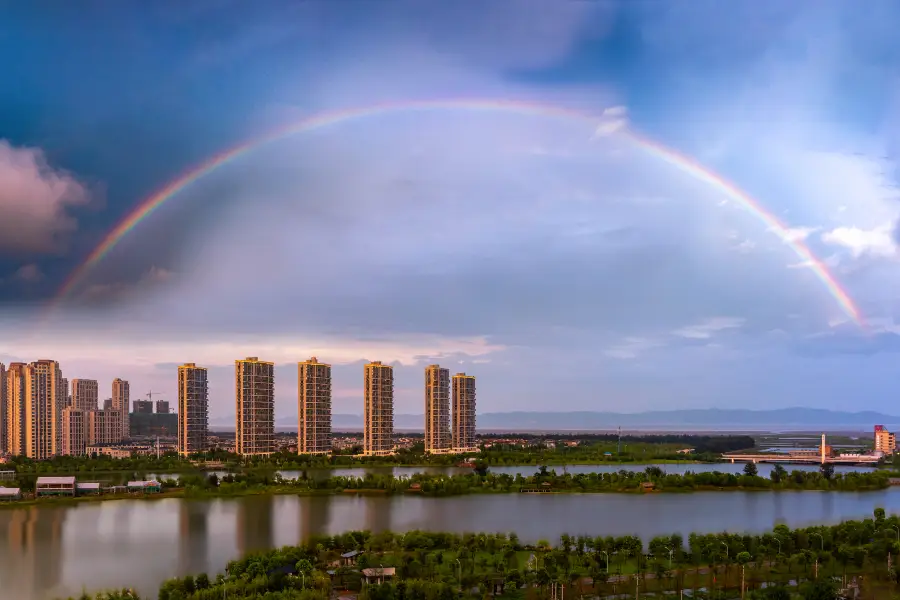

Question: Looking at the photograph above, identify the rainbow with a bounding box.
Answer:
[53,98,864,326]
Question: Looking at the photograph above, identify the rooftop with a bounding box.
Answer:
[76,482,101,490]
[36,476,76,485]
[0,487,21,496]
[361,568,396,577]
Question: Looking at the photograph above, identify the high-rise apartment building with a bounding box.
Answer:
[0,362,5,453]
[298,357,332,455]
[61,407,86,456]
[363,361,394,456]
[4,363,27,456]
[25,360,64,459]
[156,399,170,414]
[424,364,451,454]
[452,373,477,452]
[178,363,208,455]
[235,357,275,456]
[875,425,896,455]
[112,378,130,440]
[87,409,123,446]
[71,379,99,412]
[61,378,69,407]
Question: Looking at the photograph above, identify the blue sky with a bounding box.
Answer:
[1,0,900,419]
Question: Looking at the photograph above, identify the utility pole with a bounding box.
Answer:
[617,426,622,455]
[741,565,745,600]
[635,575,639,600]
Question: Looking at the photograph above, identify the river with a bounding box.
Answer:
[2,485,898,600]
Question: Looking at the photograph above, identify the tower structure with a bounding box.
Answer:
[71,379,98,412]
[235,357,275,456]
[298,357,332,455]
[25,360,64,459]
[363,361,394,456]
[0,362,5,453]
[4,363,27,456]
[424,364,451,453]
[177,363,208,455]
[111,378,130,441]
[61,407,85,456]
[452,373,477,452]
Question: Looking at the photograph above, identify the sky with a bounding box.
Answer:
[1,0,900,420]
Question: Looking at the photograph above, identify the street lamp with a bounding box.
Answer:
[810,533,824,579]
[456,558,462,583]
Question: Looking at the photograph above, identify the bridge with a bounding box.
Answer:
[723,453,881,465]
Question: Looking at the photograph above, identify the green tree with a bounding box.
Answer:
[801,579,837,600]
[770,464,787,483]
[743,462,758,477]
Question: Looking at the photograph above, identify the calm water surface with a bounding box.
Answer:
[1,487,898,600]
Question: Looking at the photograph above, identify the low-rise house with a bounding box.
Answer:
[36,476,76,497]
[340,550,362,567]
[0,487,21,501]
[76,482,102,496]
[361,567,395,585]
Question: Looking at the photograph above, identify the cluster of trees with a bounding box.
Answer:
[156,464,890,498]
[60,511,900,600]
[478,435,756,465]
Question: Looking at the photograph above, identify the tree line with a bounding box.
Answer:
[162,464,890,497]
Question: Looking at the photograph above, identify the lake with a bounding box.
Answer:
[2,485,898,600]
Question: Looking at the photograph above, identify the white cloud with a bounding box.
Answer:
[592,105,630,138]
[671,317,745,340]
[604,337,661,360]
[820,224,897,259]
[0,140,92,255]
[781,226,818,242]
[14,264,44,283]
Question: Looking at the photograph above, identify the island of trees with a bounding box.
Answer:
[59,509,900,600]
[1,463,890,508]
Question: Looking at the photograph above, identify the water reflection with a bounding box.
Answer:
[365,496,392,533]
[300,496,331,539]
[178,501,209,576]
[237,495,273,554]
[1,506,65,599]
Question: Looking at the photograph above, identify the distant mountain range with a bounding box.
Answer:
[207,408,898,432]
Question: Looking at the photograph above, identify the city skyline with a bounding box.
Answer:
[2,3,900,413]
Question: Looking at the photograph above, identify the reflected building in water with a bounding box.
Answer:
[299,496,332,541]
[178,502,208,576]
[236,495,273,555]
[2,507,65,598]
[365,497,392,534]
